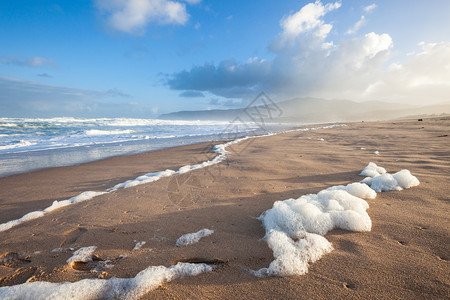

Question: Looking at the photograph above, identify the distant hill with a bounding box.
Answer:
[159,108,244,121]
[159,98,450,123]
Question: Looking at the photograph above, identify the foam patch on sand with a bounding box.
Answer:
[67,246,97,264]
[176,229,214,247]
[0,191,107,232]
[133,241,146,251]
[360,162,386,177]
[0,262,213,300]
[361,163,420,192]
[252,163,419,277]
[0,124,345,233]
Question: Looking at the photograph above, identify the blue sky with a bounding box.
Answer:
[1,0,449,118]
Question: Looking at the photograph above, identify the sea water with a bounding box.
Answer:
[0,117,274,177]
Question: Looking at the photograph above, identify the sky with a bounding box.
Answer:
[1,0,449,118]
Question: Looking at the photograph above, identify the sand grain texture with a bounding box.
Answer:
[0,118,449,299]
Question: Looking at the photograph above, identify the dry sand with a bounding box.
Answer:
[0,118,449,299]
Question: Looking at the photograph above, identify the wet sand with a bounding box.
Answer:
[0,118,449,299]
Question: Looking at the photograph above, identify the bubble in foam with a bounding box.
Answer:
[392,169,420,189]
[360,162,386,178]
[326,182,377,200]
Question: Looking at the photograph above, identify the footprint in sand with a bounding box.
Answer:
[0,266,37,286]
[167,173,203,208]
[342,281,356,290]
[66,247,124,275]
[60,227,88,247]
[437,255,448,261]
[69,255,105,271]
[415,226,429,230]
[0,252,31,268]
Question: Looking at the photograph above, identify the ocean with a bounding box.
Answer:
[0,117,280,177]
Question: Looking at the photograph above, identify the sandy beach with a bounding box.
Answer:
[0,118,449,299]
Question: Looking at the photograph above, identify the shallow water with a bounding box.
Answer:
[0,117,287,177]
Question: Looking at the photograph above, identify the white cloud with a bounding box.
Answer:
[365,42,450,103]
[273,0,341,49]
[346,15,366,35]
[95,0,191,34]
[0,56,58,68]
[167,1,450,105]
[349,32,393,63]
[364,3,377,13]
[168,31,393,100]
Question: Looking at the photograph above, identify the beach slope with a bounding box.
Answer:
[0,118,449,299]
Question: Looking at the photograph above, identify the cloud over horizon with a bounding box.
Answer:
[166,1,450,105]
[0,76,133,117]
[0,56,58,68]
[179,90,205,97]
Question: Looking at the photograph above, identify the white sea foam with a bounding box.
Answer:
[51,248,66,253]
[0,124,346,232]
[0,117,261,156]
[252,231,333,277]
[133,241,146,250]
[326,182,377,200]
[392,169,420,189]
[0,117,234,127]
[252,163,420,277]
[0,140,36,150]
[176,229,214,247]
[0,123,21,127]
[359,162,386,177]
[67,246,97,264]
[84,129,135,136]
[0,191,106,232]
[0,262,213,300]
[109,170,177,190]
[360,163,420,192]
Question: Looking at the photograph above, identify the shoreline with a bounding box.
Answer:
[0,116,294,178]
[0,130,262,178]
[0,122,341,228]
[0,118,449,298]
